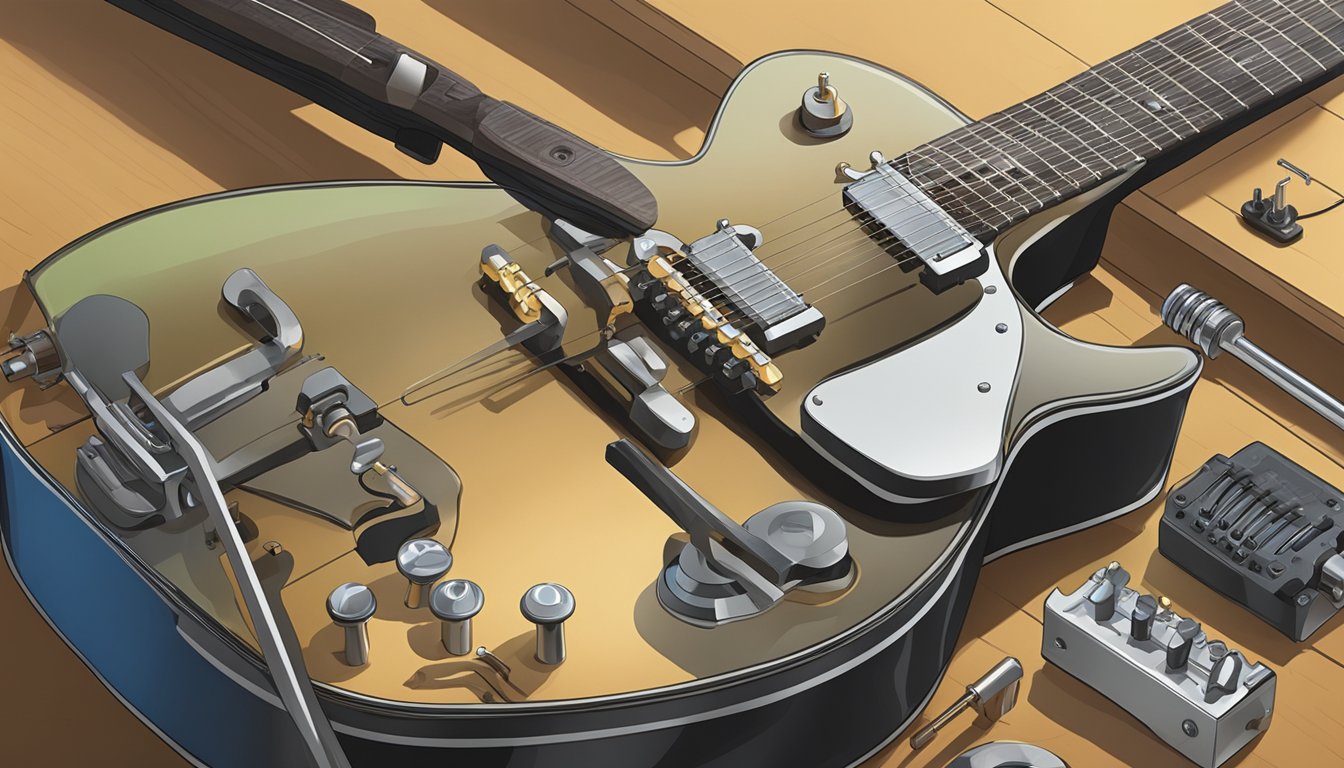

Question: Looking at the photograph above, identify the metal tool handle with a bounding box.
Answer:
[1163,284,1344,431]
[604,440,792,583]
[909,657,1022,750]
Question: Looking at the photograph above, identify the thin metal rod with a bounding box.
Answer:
[1229,336,1344,431]
[126,373,349,768]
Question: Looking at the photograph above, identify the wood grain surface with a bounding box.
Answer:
[2,1,1342,766]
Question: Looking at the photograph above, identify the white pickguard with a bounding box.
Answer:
[801,250,1021,502]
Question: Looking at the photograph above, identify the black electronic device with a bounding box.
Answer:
[1159,442,1344,641]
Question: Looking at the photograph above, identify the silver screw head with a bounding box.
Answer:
[977,382,992,393]
[521,583,575,625]
[327,582,376,625]
[995,323,1009,334]
[397,539,453,585]
[811,395,823,406]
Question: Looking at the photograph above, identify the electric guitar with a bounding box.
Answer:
[1,1,1340,767]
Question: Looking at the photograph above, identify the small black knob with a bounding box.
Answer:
[1130,594,1157,641]
[1166,618,1200,672]
[1088,579,1117,622]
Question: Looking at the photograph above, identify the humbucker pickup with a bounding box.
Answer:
[844,162,986,292]
[681,222,826,354]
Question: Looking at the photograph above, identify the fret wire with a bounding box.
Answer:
[906,145,1019,227]
[1065,70,1184,148]
[964,119,1076,197]
[1182,21,1276,96]
[1164,15,1292,102]
[1140,40,1238,117]
[1134,19,1267,118]
[1056,78,1165,152]
[1114,46,1224,128]
[1225,1,1325,81]
[1198,8,1301,87]
[934,118,1073,199]
[1019,100,1121,171]
[1092,59,1202,138]
[897,153,1010,230]
[995,109,1102,183]
[967,119,1080,196]
[1244,0,1329,69]
[1037,89,1146,163]
[934,131,1050,209]
[1279,0,1344,56]
[979,109,1095,180]
[947,127,1065,210]
[1154,34,1248,110]
[1322,0,1344,24]
[1207,5,1305,88]
[893,0,1344,237]
[1185,12,1304,101]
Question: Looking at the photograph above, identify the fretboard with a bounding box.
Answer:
[895,0,1344,240]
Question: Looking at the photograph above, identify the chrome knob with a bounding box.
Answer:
[430,579,484,656]
[520,583,575,665]
[397,538,452,608]
[326,582,376,666]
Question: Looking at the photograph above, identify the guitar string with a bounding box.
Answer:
[406,2,1340,391]
[576,4,1337,330]
[676,9,1334,319]
[655,2,1343,324]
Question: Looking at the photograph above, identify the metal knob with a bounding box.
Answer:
[430,579,484,656]
[1088,579,1117,622]
[520,583,575,665]
[326,582,376,666]
[1166,618,1201,672]
[397,538,452,608]
[798,71,853,138]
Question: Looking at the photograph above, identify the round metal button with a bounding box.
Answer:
[326,582,376,625]
[521,583,575,624]
[397,538,452,584]
[430,579,485,621]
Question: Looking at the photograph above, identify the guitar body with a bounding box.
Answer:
[0,51,1199,767]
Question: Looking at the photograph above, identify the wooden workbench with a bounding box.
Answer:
[2,2,1343,766]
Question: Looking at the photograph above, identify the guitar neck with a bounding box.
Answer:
[900,0,1344,241]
